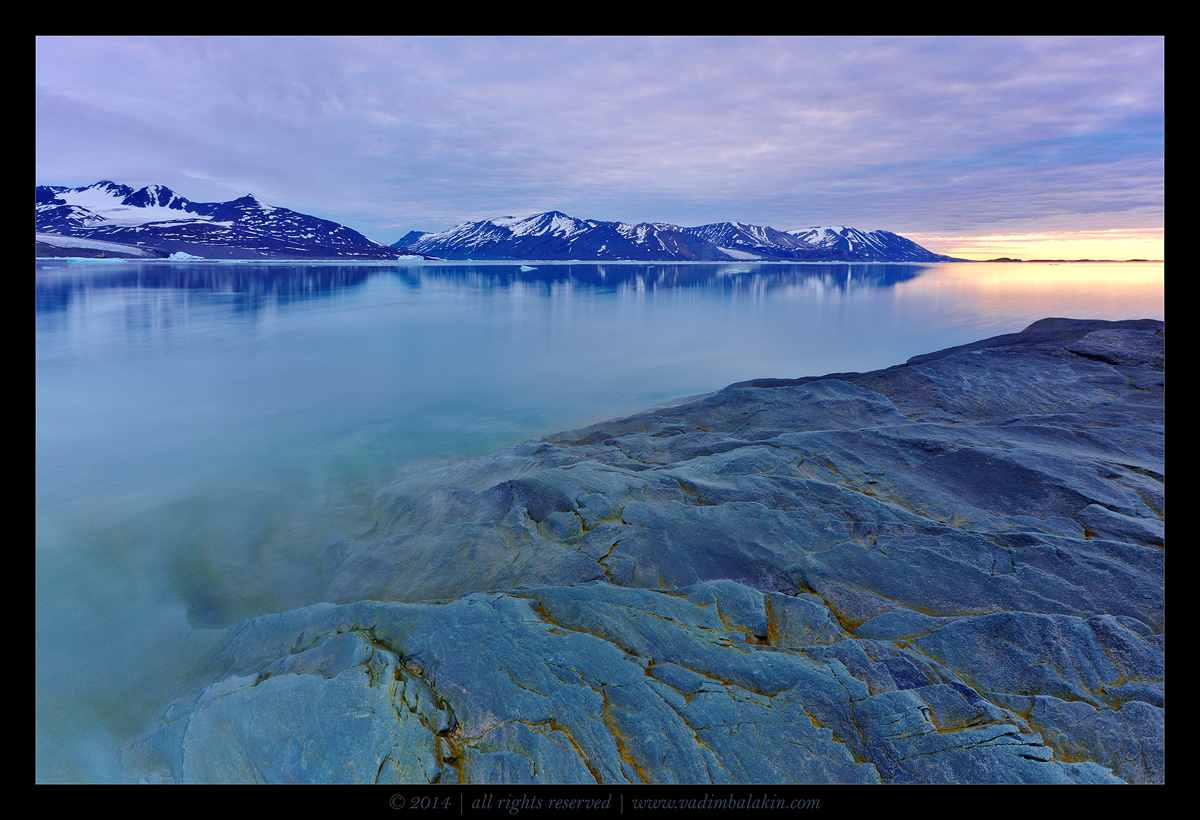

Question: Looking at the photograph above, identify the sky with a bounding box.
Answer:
[35,35,1164,260]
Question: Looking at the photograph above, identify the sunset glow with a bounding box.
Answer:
[915,227,1165,261]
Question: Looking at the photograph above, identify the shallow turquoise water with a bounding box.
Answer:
[34,259,1163,781]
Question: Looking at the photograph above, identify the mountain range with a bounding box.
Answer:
[36,181,962,262]
[392,211,961,262]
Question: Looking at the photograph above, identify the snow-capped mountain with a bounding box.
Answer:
[36,183,961,262]
[35,181,403,260]
[394,212,960,262]
[394,211,729,261]
[785,225,950,262]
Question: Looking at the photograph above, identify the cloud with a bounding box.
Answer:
[36,35,1164,245]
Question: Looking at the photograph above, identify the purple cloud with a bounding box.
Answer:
[36,36,1163,252]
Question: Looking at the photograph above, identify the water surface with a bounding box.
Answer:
[35,259,1164,781]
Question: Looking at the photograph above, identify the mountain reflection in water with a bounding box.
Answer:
[35,261,926,315]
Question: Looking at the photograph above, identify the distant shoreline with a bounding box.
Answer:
[976,257,1162,263]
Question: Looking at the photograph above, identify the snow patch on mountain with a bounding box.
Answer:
[717,247,765,260]
[49,181,205,227]
[36,232,168,258]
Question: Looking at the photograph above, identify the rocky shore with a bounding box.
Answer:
[124,317,1165,784]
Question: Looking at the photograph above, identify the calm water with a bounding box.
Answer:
[35,259,1164,781]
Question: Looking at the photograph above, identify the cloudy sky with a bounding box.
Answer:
[36,35,1164,259]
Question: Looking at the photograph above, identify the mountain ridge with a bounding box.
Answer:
[395,211,964,262]
[35,181,406,260]
[37,181,965,262]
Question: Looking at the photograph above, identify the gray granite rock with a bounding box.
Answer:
[125,318,1163,784]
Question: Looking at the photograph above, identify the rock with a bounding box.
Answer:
[124,318,1164,784]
